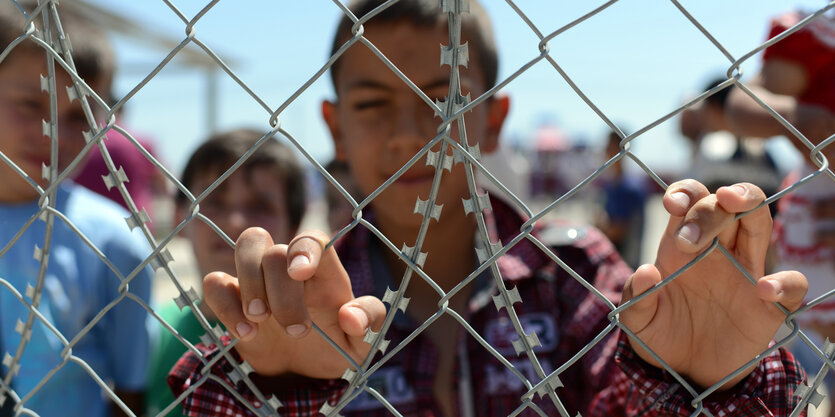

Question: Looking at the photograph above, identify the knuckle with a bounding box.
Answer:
[236,226,270,246]
[668,179,708,199]
[289,235,327,258]
[668,179,693,189]
[763,212,773,228]
[689,196,721,217]
[306,229,331,243]
[790,270,808,290]
[203,271,228,284]
[262,244,288,264]
[738,182,765,199]
[292,230,330,246]
[261,251,287,277]
[203,272,232,296]
[202,276,236,310]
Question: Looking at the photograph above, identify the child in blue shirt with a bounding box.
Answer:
[0,2,153,416]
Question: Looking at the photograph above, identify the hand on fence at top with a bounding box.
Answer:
[202,228,386,379]
[725,58,835,164]
[620,179,808,390]
[726,83,835,162]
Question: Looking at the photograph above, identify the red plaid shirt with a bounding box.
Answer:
[169,199,805,416]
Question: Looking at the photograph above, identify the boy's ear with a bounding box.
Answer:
[480,94,510,154]
[322,100,346,161]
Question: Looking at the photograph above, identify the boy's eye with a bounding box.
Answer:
[244,204,277,219]
[200,195,226,212]
[353,99,389,111]
[17,99,45,113]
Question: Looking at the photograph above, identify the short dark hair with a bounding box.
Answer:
[0,1,116,92]
[703,77,731,109]
[177,129,307,230]
[329,0,498,93]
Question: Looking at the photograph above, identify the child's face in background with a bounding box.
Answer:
[323,21,507,231]
[183,165,293,276]
[0,50,105,203]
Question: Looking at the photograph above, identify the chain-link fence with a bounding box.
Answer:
[0,0,834,416]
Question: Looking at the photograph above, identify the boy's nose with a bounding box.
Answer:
[56,123,88,168]
[223,209,249,238]
[388,103,434,155]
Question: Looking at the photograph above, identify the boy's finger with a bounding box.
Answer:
[672,193,736,253]
[339,296,387,350]
[286,230,331,281]
[755,270,808,313]
[663,179,710,219]
[715,183,771,264]
[673,183,768,255]
[714,183,768,214]
[261,244,311,338]
[235,227,274,323]
[288,230,354,308]
[620,264,663,335]
[203,271,258,341]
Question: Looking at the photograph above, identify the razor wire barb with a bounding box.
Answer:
[0,0,832,416]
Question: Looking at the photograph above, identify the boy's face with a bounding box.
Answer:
[180,165,293,276]
[323,21,508,230]
[0,50,104,203]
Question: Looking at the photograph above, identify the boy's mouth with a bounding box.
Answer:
[23,154,50,170]
[392,171,435,186]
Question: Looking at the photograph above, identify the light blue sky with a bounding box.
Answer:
[89,0,826,176]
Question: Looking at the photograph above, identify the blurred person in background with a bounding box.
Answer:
[0,2,152,416]
[594,131,648,269]
[145,129,306,417]
[679,77,782,203]
[74,100,169,228]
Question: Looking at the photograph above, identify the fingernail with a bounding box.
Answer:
[347,306,369,328]
[733,185,747,196]
[248,299,267,316]
[671,192,690,207]
[236,322,253,338]
[286,324,307,337]
[678,223,700,245]
[289,255,310,270]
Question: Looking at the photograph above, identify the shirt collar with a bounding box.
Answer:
[335,195,552,300]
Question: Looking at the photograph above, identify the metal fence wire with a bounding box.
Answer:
[1,0,834,416]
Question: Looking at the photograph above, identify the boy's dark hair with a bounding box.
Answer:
[703,77,731,109]
[178,129,307,230]
[0,1,116,92]
[329,0,498,93]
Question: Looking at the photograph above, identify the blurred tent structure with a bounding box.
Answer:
[61,0,235,132]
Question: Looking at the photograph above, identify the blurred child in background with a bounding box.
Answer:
[145,129,306,416]
[0,2,152,416]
